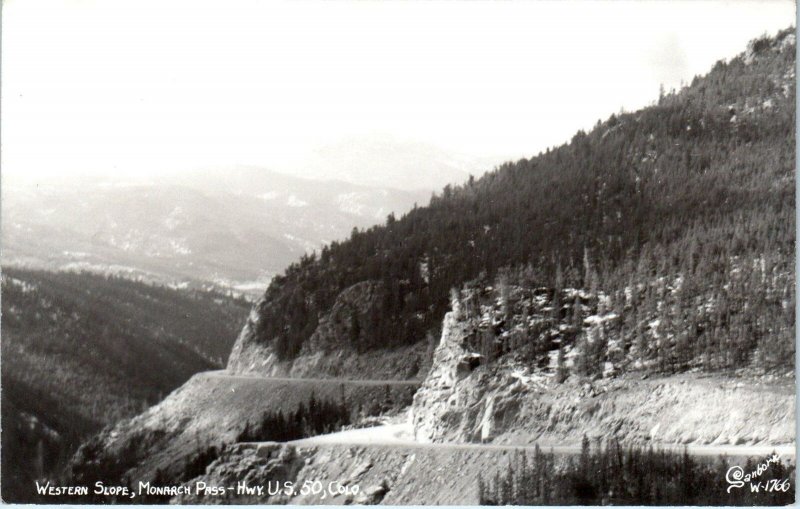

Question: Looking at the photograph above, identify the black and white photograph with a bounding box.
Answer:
[0,0,797,505]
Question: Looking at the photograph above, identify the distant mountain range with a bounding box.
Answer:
[2,167,437,296]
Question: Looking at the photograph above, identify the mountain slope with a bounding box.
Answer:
[1,268,250,501]
[230,28,795,377]
[63,29,796,503]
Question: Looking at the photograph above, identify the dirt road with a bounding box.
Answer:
[289,423,796,458]
[204,370,421,387]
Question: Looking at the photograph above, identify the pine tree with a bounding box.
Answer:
[349,308,361,345]
[555,343,569,383]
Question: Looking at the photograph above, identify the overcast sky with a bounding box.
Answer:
[2,0,795,183]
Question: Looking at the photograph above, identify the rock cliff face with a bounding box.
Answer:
[411,289,795,447]
[410,306,490,443]
[226,297,273,374]
[227,281,432,380]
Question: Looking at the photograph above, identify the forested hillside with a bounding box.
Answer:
[246,28,794,374]
[479,440,795,505]
[1,268,250,501]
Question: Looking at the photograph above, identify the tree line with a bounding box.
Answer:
[479,437,795,505]
[236,392,351,442]
[453,251,792,379]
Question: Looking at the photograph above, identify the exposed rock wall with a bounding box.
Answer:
[411,299,795,447]
[227,282,432,380]
[226,297,274,374]
[410,309,482,442]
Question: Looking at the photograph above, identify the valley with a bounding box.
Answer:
[2,25,796,507]
[0,269,251,502]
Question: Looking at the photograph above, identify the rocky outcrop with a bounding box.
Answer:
[227,282,386,377]
[226,296,274,374]
[411,295,796,448]
[744,30,796,65]
[411,301,548,444]
[411,307,488,442]
[227,281,431,380]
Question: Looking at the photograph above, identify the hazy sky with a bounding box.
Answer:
[2,0,795,182]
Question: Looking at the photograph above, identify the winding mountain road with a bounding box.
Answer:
[204,370,421,387]
[208,370,795,459]
[288,423,796,458]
